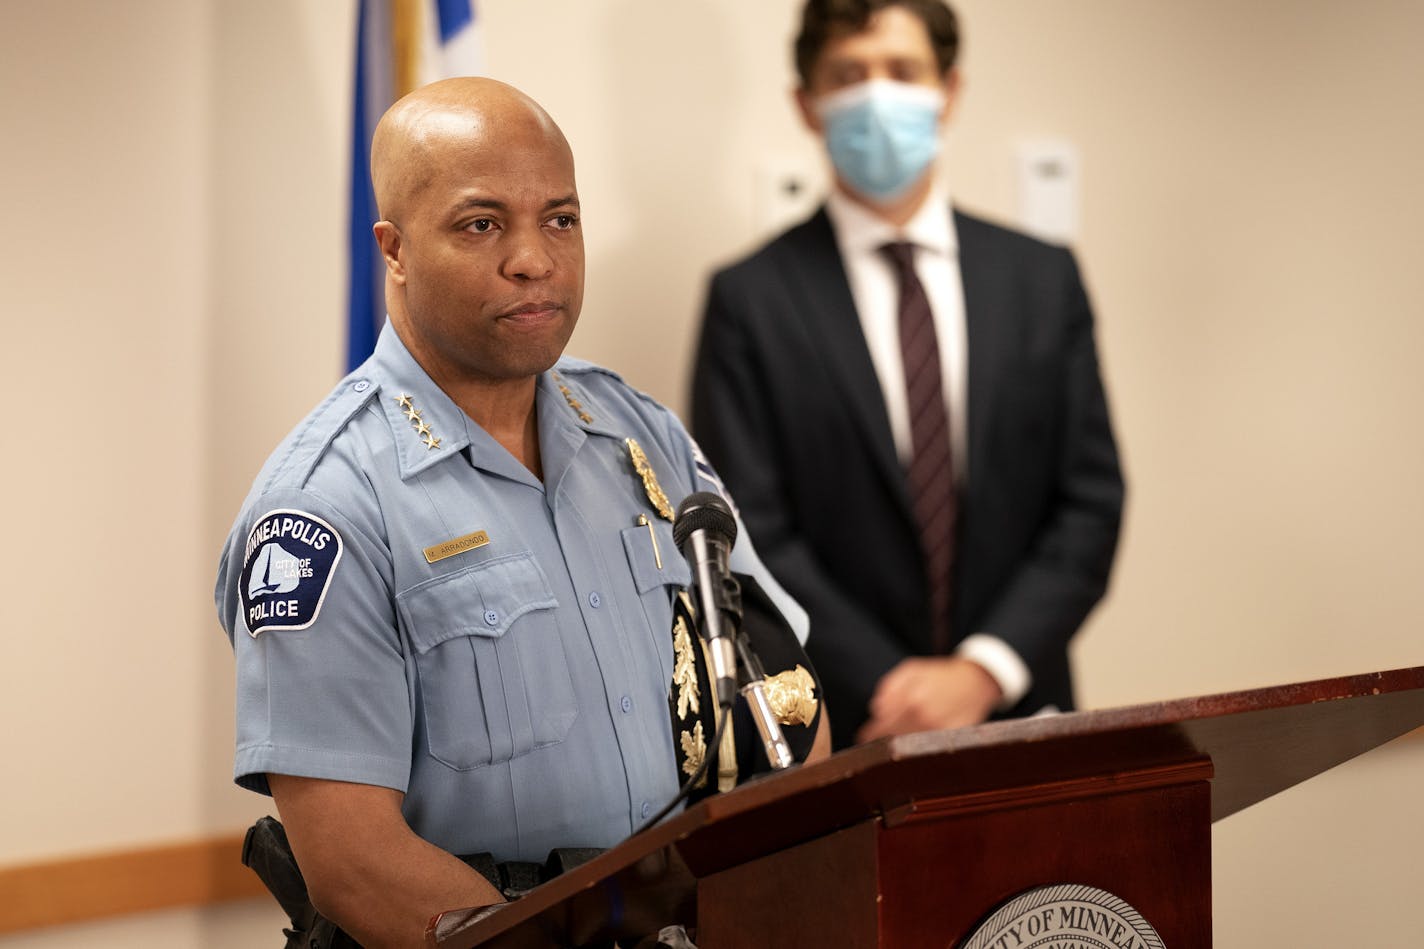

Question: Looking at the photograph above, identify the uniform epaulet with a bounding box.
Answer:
[553,355,624,384]
[554,356,673,421]
[261,377,380,493]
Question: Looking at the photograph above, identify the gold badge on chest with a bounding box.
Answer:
[625,437,674,522]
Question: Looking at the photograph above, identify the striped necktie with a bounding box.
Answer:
[881,241,956,653]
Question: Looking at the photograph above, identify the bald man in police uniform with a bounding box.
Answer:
[215,78,812,947]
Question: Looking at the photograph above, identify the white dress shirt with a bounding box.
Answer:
[824,185,1031,709]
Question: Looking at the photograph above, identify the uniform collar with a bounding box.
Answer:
[535,361,631,499]
[367,325,626,484]
[368,324,474,480]
[546,358,627,441]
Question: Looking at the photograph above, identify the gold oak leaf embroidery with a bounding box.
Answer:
[680,721,706,779]
[672,616,699,720]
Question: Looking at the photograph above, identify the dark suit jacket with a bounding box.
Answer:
[690,206,1124,748]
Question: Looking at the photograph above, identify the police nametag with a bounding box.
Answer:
[239,509,344,637]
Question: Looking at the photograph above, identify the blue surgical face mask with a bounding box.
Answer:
[816,79,945,202]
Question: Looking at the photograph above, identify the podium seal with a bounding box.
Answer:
[958,884,1165,949]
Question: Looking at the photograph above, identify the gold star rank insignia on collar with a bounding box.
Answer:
[394,394,441,450]
[626,437,674,521]
[552,371,594,424]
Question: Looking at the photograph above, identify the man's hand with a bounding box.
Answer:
[855,657,1003,743]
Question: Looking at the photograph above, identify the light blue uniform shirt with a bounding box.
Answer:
[216,325,805,863]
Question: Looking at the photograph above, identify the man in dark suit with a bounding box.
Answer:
[691,0,1124,749]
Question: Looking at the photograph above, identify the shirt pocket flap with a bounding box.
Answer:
[621,520,691,594]
[398,553,559,654]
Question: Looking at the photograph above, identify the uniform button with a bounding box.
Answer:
[640,800,651,819]
[483,609,499,626]
[588,591,602,608]
[620,695,632,713]
[352,380,370,393]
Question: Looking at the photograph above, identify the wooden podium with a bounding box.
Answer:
[428,666,1424,948]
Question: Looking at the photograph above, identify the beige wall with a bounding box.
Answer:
[1,0,217,864]
[1,0,1419,944]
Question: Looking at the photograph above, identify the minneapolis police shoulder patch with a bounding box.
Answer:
[238,508,343,637]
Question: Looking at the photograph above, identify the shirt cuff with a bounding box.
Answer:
[955,633,1031,710]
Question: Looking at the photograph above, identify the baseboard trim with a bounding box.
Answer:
[0,832,269,934]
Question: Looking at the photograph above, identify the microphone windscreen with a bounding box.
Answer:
[672,491,738,552]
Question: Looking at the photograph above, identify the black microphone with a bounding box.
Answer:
[672,492,793,771]
[673,492,740,706]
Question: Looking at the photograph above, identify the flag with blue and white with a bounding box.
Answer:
[347,0,485,371]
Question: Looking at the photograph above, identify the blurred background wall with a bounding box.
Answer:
[1,0,1420,944]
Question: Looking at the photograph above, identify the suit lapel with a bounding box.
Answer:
[784,209,911,522]
[955,209,1009,498]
